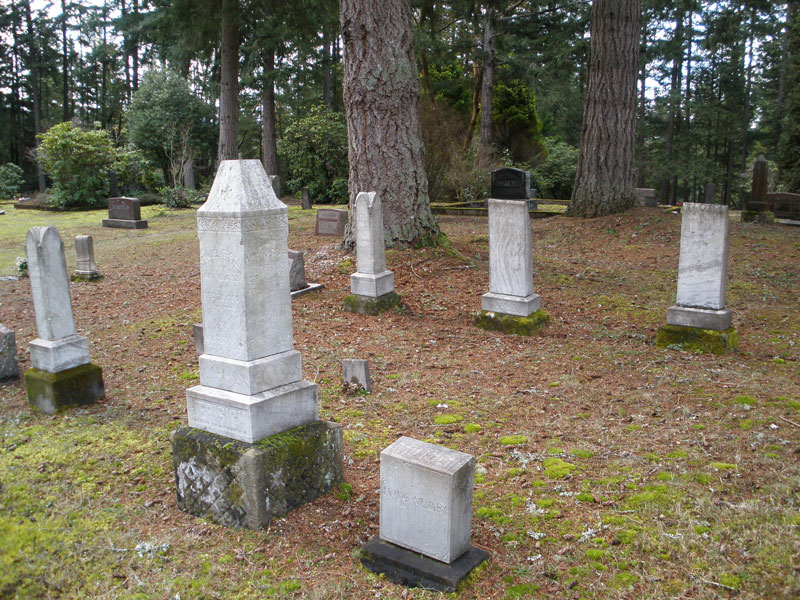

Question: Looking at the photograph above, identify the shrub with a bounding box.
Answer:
[280,107,348,204]
[37,122,115,208]
[159,186,200,208]
[530,138,579,200]
[492,79,546,164]
[0,163,25,199]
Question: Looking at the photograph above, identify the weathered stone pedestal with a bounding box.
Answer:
[174,160,342,528]
[655,324,738,354]
[71,235,102,281]
[344,291,402,315]
[24,363,104,414]
[474,308,550,336]
[172,422,343,529]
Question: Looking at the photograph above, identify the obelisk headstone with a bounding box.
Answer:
[172,160,342,530]
[344,192,401,315]
[657,203,737,353]
[23,226,104,413]
[475,198,549,335]
[73,235,101,280]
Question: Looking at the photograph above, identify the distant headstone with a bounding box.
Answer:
[703,183,716,205]
[269,174,281,198]
[342,358,370,392]
[174,159,342,530]
[635,188,658,207]
[73,235,100,280]
[288,250,308,292]
[102,197,148,229]
[345,192,401,315]
[0,210,5,215]
[315,208,347,235]
[749,156,768,210]
[192,323,204,355]
[24,226,104,413]
[764,191,800,219]
[491,168,530,200]
[0,323,19,381]
[360,437,488,591]
[301,186,312,210]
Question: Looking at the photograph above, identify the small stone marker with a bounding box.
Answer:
[344,192,401,315]
[314,208,348,236]
[657,203,737,353]
[288,250,307,292]
[23,226,104,413]
[635,188,658,207]
[360,437,488,592]
[301,186,312,210]
[102,197,148,229]
[192,323,204,355]
[269,174,281,198]
[0,323,20,381]
[173,160,342,530]
[475,199,549,335]
[73,235,101,281]
[342,358,370,392]
[703,182,716,205]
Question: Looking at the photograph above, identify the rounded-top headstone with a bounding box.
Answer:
[26,226,77,341]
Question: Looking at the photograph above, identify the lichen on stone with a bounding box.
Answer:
[474,309,550,336]
[655,325,738,354]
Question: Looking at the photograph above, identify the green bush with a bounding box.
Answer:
[493,79,546,164]
[280,106,348,204]
[158,186,201,208]
[37,122,115,208]
[530,138,579,200]
[114,145,159,194]
[0,163,25,199]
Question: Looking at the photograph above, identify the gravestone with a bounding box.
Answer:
[23,226,104,413]
[301,187,313,210]
[172,160,342,530]
[192,323,204,355]
[635,188,658,207]
[750,156,768,208]
[475,199,549,335]
[344,192,401,315]
[0,323,19,381]
[102,197,148,229]
[72,235,101,281]
[765,191,800,220]
[288,250,307,291]
[703,183,716,205]
[360,437,488,592]
[342,358,370,392]
[269,175,281,198]
[656,203,737,353]
[315,208,347,236]
[491,168,537,210]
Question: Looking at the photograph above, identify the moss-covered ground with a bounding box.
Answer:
[1,202,799,598]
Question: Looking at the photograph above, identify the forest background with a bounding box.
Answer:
[0,0,796,210]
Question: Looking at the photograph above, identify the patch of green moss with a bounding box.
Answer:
[585,548,606,560]
[613,572,639,588]
[343,291,402,316]
[543,458,577,479]
[499,435,527,446]
[546,447,563,455]
[474,309,550,337]
[503,583,539,598]
[576,492,594,503]
[655,324,738,354]
[739,419,754,430]
[506,467,523,477]
[656,471,675,481]
[735,395,758,406]
[464,423,482,434]
[626,484,675,511]
[718,573,741,589]
[569,448,593,459]
[475,506,510,525]
[336,257,354,274]
[24,363,104,414]
[434,414,461,425]
[666,450,688,459]
[710,462,737,470]
[616,529,638,544]
[626,424,642,431]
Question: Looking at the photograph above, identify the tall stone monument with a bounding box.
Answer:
[23,226,104,413]
[72,235,101,281]
[656,203,738,353]
[475,198,549,335]
[171,160,342,530]
[742,156,774,222]
[360,437,489,592]
[344,192,401,315]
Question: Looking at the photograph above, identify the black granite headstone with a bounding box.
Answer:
[490,168,530,200]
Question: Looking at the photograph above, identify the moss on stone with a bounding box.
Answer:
[655,324,738,354]
[474,309,550,337]
[741,210,774,224]
[70,273,103,282]
[343,291,402,316]
[24,363,104,415]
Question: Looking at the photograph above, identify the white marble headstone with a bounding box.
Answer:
[25,226,91,372]
[74,235,99,277]
[350,192,394,297]
[380,436,474,563]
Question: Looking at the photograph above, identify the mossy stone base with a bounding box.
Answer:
[24,363,104,414]
[344,291,402,315]
[171,421,344,530]
[71,273,103,282]
[741,210,775,223]
[474,309,550,336]
[656,324,738,354]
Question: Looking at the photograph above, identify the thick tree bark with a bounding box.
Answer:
[568,0,641,218]
[132,0,139,91]
[24,0,46,193]
[477,6,496,164]
[218,0,240,162]
[464,43,482,151]
[322,25,333,110]
[261,0,278,176]
[661,8,684,206]
[61,0,70,121]
[340,0,440,249]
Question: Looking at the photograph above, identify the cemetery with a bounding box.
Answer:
[1,185,799,599]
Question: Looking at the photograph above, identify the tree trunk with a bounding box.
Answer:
[464,43,482,151]
[218,0,240,162]
[661,7,684,205]
[261,0,278,175]
[61,0,70,121]
[322,25,333,110]
[132,0,139,91]
[340,0,440,249]
[24,0,46,193]
[568,0,641,218]
[477,6,496,164]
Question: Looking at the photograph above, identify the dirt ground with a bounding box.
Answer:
[0,200,798,599]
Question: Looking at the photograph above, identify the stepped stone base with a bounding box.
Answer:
[474,309,550,337]
[24,363,104,414]
[656,325,738,354]
[344,291,402,316]
[171,421,344,530]
[101,218,148,229]
[360,537,489,592]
